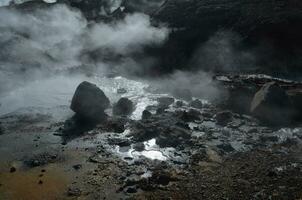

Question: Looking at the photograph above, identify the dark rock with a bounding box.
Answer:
[73,164,82,170]
[175,101,184,107]
[189,99,203,109]
[142,110,152,120]
[113,98,134,116]
[156,107,166,114]
[125,187,137,193]
[179,109,201,122]
[133,142,145,151]
[105,119,126,133]
[108,138,131,147]
[157,97,175,107]
[250,82,293,125]
[0,123,4,135]
[10,167,16,173]
[217,143,235,153]
[130,122,160,142]
[215,111,233,126]
[38,180,43,185]
[157,126,191,148]
[70,81,110,122]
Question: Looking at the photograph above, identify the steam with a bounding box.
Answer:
[151,70,225,102]
[0,4,169,95]
[191,31,256,72]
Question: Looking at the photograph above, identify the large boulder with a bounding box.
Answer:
[250,82,293,125]
[113,98,134,116]
[70,81,110,121]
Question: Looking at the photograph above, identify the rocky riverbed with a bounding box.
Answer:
[0,74,301,200]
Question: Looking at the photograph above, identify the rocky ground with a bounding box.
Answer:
[0,74,301,200]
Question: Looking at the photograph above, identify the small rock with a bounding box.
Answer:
[133,142,145,151]
[38,180,43,185]
[215,111,233,126]
[157,97,175,107]
[175,101,184,107]
[179,109,201,122]
[73,164,82,170]
[126,187,137,193]
[142,110,152,120]
[113,98,134,116]
[10,167,16,173]
[189,99,203,109]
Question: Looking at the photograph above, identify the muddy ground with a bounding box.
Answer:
[0,93,301,200]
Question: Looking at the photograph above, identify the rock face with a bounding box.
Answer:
[250,82,292,124]
[152,0,302,74]
[113,98,134,116]
[70,81,110,121]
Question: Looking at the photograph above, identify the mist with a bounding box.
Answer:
[191,31,256,72]
[0,4,169,97]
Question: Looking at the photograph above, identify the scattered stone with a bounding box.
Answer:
[179,109,201,122]
[215,111,233,126]
[157,97,175,107]
[24,153,59,168]
[189,99,203,109]
[113,98,134,116]
[142,110,152,120]
[70,81,110,121]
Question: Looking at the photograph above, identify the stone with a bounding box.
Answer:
[189,99,203,109]
[157,97,175,107]
[175,101,184,107]
[250,82,293,125]
[113,98,134,116]
[179,109,201,122]
[70,81,110,121]
[215,111,233,126]
[142,110,152,120]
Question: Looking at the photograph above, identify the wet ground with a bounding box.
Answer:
[0,75,302,199]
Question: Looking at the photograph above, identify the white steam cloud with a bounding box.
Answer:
[0,4,169,95]
[191,31,256,72]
